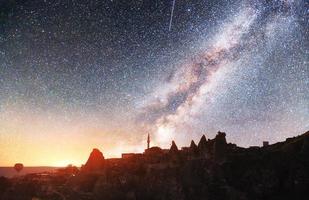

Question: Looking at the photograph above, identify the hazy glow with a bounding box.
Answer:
[0,107,143,166]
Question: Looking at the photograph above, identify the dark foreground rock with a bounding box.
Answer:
[1,131,308,200]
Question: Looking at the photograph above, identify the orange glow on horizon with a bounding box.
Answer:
[0,112,146,167]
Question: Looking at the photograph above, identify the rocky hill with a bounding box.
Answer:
[1,131,308,200]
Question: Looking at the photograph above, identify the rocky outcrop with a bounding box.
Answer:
[169,141,179,154]
[198,135,212,158]
[88,131,309,200]
[82,148,105,172]
[213,131,227,163]
[189,140,198,155]
[1,131,309,200]
[197,135,207,151]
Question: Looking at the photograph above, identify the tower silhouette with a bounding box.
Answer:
[147,133,150,149]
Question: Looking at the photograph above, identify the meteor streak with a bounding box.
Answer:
[168,0,176,31]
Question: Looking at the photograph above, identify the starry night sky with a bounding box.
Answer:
[0,0,308,166]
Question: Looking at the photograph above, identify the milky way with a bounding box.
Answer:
[0,0,308,165]
[138,0,308,148]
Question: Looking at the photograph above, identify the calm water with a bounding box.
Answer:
[0,167,60,178]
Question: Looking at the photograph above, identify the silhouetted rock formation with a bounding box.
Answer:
[1,131,309,200]
[213,131,227,162]
[79,131,309,200]
[189,140,198,155]
[197,134,212,158]
[169,141,179,153]
[83,148,105,171]
[197,135,207,150]
[189,140,197,149]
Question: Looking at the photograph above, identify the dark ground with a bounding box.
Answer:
[0,131,308,200]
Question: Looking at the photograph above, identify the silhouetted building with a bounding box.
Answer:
[144,146,167,163]
[263,141,269,147]
[122,153,143,160]
[147,133,150,149]
[181,147,190,151]
[122,153,135,159]
[144,147,164,155]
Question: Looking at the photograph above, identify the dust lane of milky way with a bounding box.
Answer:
[137,1,308,148]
